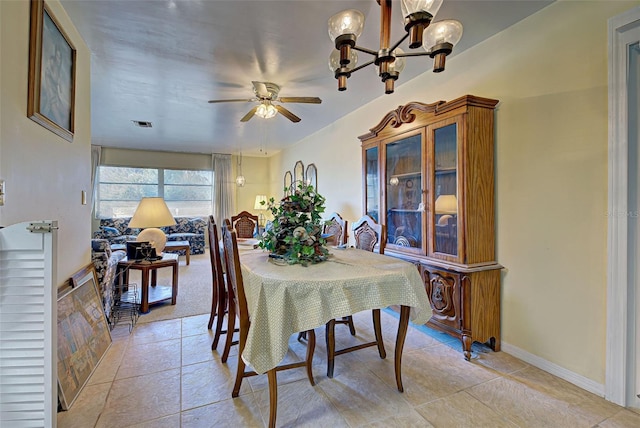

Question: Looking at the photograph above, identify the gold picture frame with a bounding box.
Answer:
[27,0,76,142]
[57,264,111,410]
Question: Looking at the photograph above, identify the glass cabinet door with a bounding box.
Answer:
[364,146,379,223]
[431,120,459,257]
[385,133,422,250]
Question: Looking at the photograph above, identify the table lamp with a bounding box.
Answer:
[128,197,176,255]
[254,194,267,227]
[435,194,457,215]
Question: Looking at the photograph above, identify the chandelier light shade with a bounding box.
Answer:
[328,0,462,94]
[236,152,246,187]
[128,197,177,254]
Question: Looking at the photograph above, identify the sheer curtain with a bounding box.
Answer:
[90,145,101,217]
[212,154,234,232]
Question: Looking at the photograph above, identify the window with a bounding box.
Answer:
[97,166,212,218]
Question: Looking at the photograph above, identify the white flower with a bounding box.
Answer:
[293,227,308,240]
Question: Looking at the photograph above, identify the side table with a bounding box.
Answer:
[117,253,179,313]
[164,240,191,265]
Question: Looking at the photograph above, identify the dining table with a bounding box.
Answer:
[238,246,432,392]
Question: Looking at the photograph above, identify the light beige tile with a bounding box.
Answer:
[181,356,249,411]
[57,382,111,428]
[96,368,181,427]
[130,318,182,344]
[253,378,349,428]
[468,376,603,427]
[87,339,128,385]
[182,332,216,366]
[598,408,640,427]
[116,338,181,379]
[317,363,415,427]
[181,394,264,428]
[127,413,181,428]
[414,390,517,427]
[369,342,499,406]
[182,313,211,337]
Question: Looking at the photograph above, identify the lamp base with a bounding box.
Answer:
[137,227,167,255]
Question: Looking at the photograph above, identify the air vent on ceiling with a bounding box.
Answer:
[132,120,153,128]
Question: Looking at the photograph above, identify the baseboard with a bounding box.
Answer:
[501,342,605,398]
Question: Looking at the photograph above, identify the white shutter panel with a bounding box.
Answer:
[0,221,57,428]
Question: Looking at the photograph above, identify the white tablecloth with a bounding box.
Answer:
[239,248,431,374]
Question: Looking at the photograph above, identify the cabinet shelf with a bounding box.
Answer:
[390,171,421,179]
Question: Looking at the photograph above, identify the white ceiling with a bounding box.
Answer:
[60,0,553,156]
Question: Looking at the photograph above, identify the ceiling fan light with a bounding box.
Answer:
[328,9,365,41]
[256,103,277,119]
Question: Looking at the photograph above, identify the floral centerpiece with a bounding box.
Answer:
[258,182,329,266]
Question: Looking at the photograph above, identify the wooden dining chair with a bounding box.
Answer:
[325,214,387,378]
[230,210,258,238]
[207,215,238,351]
[221,219,316,428]
[323,213,356,335]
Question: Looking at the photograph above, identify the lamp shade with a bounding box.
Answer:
[423,19,463,49]
[435,194,457,214]
[254,195,268,210]
[128,197,176,228]
[401,0,443,18]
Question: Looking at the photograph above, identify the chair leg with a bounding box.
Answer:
[232,318,249,397]
[305,329,316,386]
[267,369,278,428]
[372,309,386,359]
[207,278,217,329]
[211,288,227,350]
[325,319,336,378]
[345,315,356,335]
[221,307,236,363]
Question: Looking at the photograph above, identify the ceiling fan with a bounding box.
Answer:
[208,81,321,123]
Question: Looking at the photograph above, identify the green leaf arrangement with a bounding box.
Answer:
[258,182,329,266]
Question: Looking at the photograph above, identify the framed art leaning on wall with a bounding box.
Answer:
[57,264,111,410]
[27,0,76,142]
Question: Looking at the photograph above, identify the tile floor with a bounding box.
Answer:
[58,310,640,427]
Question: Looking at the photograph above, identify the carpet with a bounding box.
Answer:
[128,250,213,324]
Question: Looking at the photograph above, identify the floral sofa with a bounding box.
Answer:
[93,216,206,255]
[91,238,126,321]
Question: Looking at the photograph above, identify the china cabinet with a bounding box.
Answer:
[359,95,501,360]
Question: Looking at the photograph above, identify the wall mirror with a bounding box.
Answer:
[305,163,317,190]
[294,160,305,185]
[284,171,292,194]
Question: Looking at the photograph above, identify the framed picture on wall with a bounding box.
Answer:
[27,0,76,142]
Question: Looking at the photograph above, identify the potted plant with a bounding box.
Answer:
[258,182,329,266]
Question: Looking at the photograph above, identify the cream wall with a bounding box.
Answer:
[270,0,639,387]
[233,154,271,219]
[0,0,91,287]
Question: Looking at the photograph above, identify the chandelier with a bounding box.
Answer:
[328,0,463,94]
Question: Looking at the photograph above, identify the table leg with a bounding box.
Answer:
[394,305,410,392]
[171,262,178,305]
[151,269,157,287]
[140,269,150,314]
[185,247,190,265]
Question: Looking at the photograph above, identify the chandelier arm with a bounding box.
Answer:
[352,45,378,56]
[348,59,376,74]
[396,51,434,58]
[389,33,410,54]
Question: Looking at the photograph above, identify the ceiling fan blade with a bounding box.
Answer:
[240,106,258,122]
[208,98,254,103]
[278,97,322,104]
[275,105,301,123]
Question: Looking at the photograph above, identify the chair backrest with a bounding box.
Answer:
[323,212,348,246]
[207,215,225,289]
[221,219,249,326]
[352,215,386,254]
[231,211,258,238]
